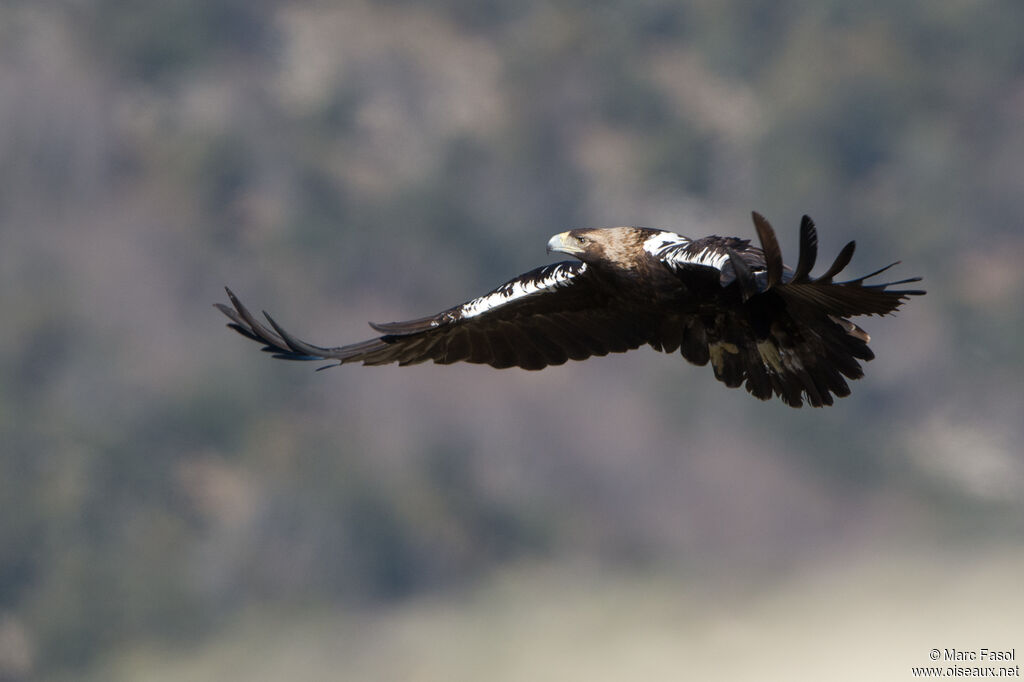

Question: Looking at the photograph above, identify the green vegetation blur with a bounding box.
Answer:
[1,1,1022,679]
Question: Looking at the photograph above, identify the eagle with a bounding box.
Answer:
[216,212,923,407]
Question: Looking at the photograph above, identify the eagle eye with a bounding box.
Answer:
[574,234,588,245]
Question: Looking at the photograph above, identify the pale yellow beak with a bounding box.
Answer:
[546,232,582,257]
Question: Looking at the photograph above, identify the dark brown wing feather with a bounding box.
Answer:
[216,263,657,371]
[653,213,924,407]
[791,215,818,283]
[751,211,783,288]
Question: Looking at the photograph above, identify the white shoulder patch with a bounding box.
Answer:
[642,231,690,255]
[643,232,731,271]
[458,262,586,319]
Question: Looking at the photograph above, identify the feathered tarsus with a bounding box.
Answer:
[216,212,924,407]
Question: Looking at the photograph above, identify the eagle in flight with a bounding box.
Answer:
[217,212,923,407]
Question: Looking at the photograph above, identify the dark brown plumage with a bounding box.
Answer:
[216,212,924,407]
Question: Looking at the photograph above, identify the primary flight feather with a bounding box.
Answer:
[216,212,924,407]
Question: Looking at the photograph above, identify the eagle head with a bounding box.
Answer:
[546,227,647,268]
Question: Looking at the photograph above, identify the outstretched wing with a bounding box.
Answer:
[649,212,925,407]
[216,262,657,371]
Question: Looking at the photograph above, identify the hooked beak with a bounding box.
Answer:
[546,232,582,257]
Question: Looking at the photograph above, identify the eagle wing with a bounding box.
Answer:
[647,212,924,407]
[216,261,657,371]
[218,213,923,407]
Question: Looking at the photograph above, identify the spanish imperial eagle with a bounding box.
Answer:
[216,212,923,407]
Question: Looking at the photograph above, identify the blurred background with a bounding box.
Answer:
[2,1,1023,680]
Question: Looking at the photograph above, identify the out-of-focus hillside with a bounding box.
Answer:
[100,545,1024,682]
[1,1,1022,679]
